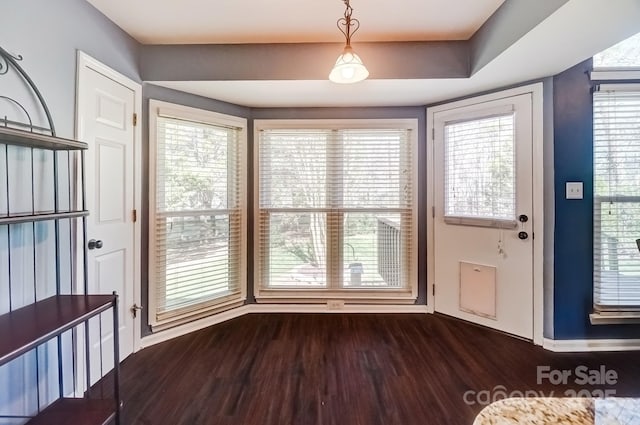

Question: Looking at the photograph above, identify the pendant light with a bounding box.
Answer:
[329,0,369,84]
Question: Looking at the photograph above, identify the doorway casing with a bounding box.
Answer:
[426,83,545,346]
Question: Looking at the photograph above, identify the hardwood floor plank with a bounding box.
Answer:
[93,313,640,425]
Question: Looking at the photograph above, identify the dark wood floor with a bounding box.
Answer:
[96,313,640,425]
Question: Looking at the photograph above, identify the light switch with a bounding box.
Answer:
[566,182,583,199]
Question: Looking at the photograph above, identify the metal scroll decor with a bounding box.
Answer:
[0,45,56,136]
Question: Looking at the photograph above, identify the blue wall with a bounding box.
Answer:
[553,59,640,339]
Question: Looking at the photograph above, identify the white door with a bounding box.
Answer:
[432,92,534,339]
[77,61,136,384]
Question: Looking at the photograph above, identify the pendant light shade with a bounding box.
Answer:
[329,0,368,84]
[329,46,369,84]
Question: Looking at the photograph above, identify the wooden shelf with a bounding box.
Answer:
[0,54,119,424]
[0,126,88,150]
[0,295,116,366]
[26,398,115,425]
[0,210,89,225]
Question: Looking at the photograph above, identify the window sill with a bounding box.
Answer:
[255,288,417,304]
[444,216,517,229]
[590,312,640,325]
[151,297,246,332]
[590,70,640,81]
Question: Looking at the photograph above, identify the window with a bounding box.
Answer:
[594,32,640,69]
[149,101,246,329]
[593,86,640,312]
[592,31,640,81]
[444,114,516,226]
[255,120,417,300]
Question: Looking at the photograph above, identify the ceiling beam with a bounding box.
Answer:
[138,1,576,83]
[138,1,574,83]
[140,41,469,81]
[469,0,569,75]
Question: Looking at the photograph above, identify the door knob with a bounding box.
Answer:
[88,239,103,250]
[518,231,528,240]
[131,304,143,318]
[518,214,529,223]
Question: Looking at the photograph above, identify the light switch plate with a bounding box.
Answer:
[566,182,583,199]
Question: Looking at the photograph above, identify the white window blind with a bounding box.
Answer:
[257,125,415,294]
[593,87,640,311]
[444,114,516,225]
[150,103,246,326]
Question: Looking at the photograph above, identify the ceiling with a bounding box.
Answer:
[87,0,640,108]
[87,0,505,44]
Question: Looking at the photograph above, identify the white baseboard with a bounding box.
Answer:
[250,303,430,314]
[141,308,640,353]
[543,337,640,352]
[140,305,251,349]
[140,303,428,349]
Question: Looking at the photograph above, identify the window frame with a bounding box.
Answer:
[591,82,640,323]
[592,32,640,80]
[253,119,419,303]
[441,109,518,229]
[148,100,247,330]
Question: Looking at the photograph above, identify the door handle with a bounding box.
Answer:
[88,239,103,250]
[131,304,143,318]
[518,231,529,240]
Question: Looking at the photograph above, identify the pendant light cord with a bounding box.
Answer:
[337,0,360,47]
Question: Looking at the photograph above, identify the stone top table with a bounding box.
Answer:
[473,398,640,424]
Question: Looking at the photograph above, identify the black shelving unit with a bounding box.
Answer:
[0,295,120,425]
[0,126,121,425]
[0,45,121,425]
[0,295,116,365]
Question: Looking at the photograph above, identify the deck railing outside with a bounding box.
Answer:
[377,217,401,287]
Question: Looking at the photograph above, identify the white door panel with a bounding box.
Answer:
[78,66,135,385]
[96,139,126,223]
[433,93,534,339]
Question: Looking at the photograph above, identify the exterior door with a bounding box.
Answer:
[432,92,534,339]
[77,60,136,384]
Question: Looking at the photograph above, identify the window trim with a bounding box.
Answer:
[253,119,419,303]
[426,82,545,346]
[443,216,517,229]
[590,81,640,322]
[593,195,640,312]
[148,100,247,330]
[441,109,518,229]
[591,70,640,81]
